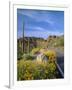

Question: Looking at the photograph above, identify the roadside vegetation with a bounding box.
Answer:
[17,59,57,80]
[17,35,64,80]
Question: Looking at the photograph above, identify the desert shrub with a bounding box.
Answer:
[55,38,64,47]
[17,60,57,80]
[59,38,64,46]
[23,54,36,60]
[31,48,40,55]
[17,44,23,60]
[44,62,56,78]
[44,50,56,62]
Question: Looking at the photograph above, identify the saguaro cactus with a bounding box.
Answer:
[23,21,30,54]
[23,21,24,53]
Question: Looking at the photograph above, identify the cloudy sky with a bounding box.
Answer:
[17,9,64,39]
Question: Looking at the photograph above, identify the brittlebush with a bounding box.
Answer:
[43,50,56,62]
[17,60,57,80]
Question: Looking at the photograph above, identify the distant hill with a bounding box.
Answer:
[17,35,64,53]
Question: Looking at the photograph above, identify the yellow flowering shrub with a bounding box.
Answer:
[44,50,56,62]
[17,60,57,80]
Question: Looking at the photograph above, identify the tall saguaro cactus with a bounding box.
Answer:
[23,21,24,53]
[23,21,30,54]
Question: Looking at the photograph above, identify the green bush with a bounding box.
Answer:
[59,38,64,46]
[55,38,64,47]
[31,48,40,55]
[17,60,57,80]
[17,44,23,60]
[23,54,36,60]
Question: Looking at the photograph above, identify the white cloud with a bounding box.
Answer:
[25,25,63,35]
[24,26,64,39]
[25,25,45,31]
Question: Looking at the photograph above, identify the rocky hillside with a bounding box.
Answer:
[47,35,64,48]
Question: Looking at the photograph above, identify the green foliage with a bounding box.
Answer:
[54,37,64,47]
[17,44,23,60]
[45,62,57,78]
[59,38,64,46]
[31,48,40,55]
[23,54,36,60]
[17,60,57,80]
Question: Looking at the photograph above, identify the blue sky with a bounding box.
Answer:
[17,9,64,39]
